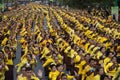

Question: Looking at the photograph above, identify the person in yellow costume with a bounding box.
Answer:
[56,64,65,80]
[54,56,62,65]
[87,44,95,56]
[94,67,103,80]
[42,53,54,68]
[116,45,120,57]
[32,46,40,55]
[84,42,91,53]
[17,66,26,80]
[64,46,71,53]
[96,47,106,60]
[57,38,69,51]
[82,58,96,80]
[20,27,27,37]
[17,66,42,80]
[73,53,81,64]
[56,64,76,80]
[57,39,67,51]
[3,46,15,80]
[0,58,9,80]
[78,39,85,49]
[84,30,93,37]
[66,49,75,59]
[91,46,100,57]
[104,52,114,73]
[99,37,108,44]
[16,53,37,73]
[59,73,68,80]
[74,49,85,68]
[49,64,59,80]
[36,32,43,43]
[77,54,90,79]
[104,40,112,49]
[40,46,50,60]
[41,35,52,46]
[55,52,63,64]
[1,36,8,46]
[105,56,120,80]
[59,40,69,52]
[72,35,80,45]
[34,25,40,35]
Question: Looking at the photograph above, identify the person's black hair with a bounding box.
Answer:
[61,73,67,77]
[56,64,63,68]
[102,75,111,80]
[111,56,117,61]
[4,34,9,38]
[27,53,32,58]
[25,67,32,71]
[100,74,106,80]
[4,46,9,50]
[84,53,90,57]
[89,58,95,63]
[0,50,3,54]
[46,42,50,48]
[50,64,56,69]
[79,49,85,53]
[114,39,120,45]
[21,65,26,71]
[105,49,111,57]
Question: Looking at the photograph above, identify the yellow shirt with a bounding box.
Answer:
[105,62,120,79]
[78,60,86,75]
[87,45,95,54]
[73,35,80,44]
[85,30,93,36]
[37,33,43,42]
[17,75,39,80]
[67,74,74,80]
[74,54,81,63]
[78,39,85,49]
[64,46,71,53]
[91,47,99,56]
[82,65,94,80]
[19,38,26,44]
[100,37,107,43]
[96,51,103,60]
[6,59,13,65]
[94,74,100,80]
[57,54,63,64]
[1,37,8,46]
[6,30,10,35]
[43,57,54,67]
[0,65,9,80]
[17,57,36,72]
[17,74,25,80]
[68,49,75,58]
[104,57,111,73]
[42,39,52,46]
[84,43,90,53]
[49,70,59,80]
[40,47,50,59]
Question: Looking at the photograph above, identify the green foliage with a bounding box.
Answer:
[0,0,2,4]
[60,0,115,8]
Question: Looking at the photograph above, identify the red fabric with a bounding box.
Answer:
[119,14,120,19]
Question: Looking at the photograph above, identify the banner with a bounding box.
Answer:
[50,0,54,2]
[111,6,119,21]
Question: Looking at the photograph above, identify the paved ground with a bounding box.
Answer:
[13,34,22,80]
[13,18,47,80]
